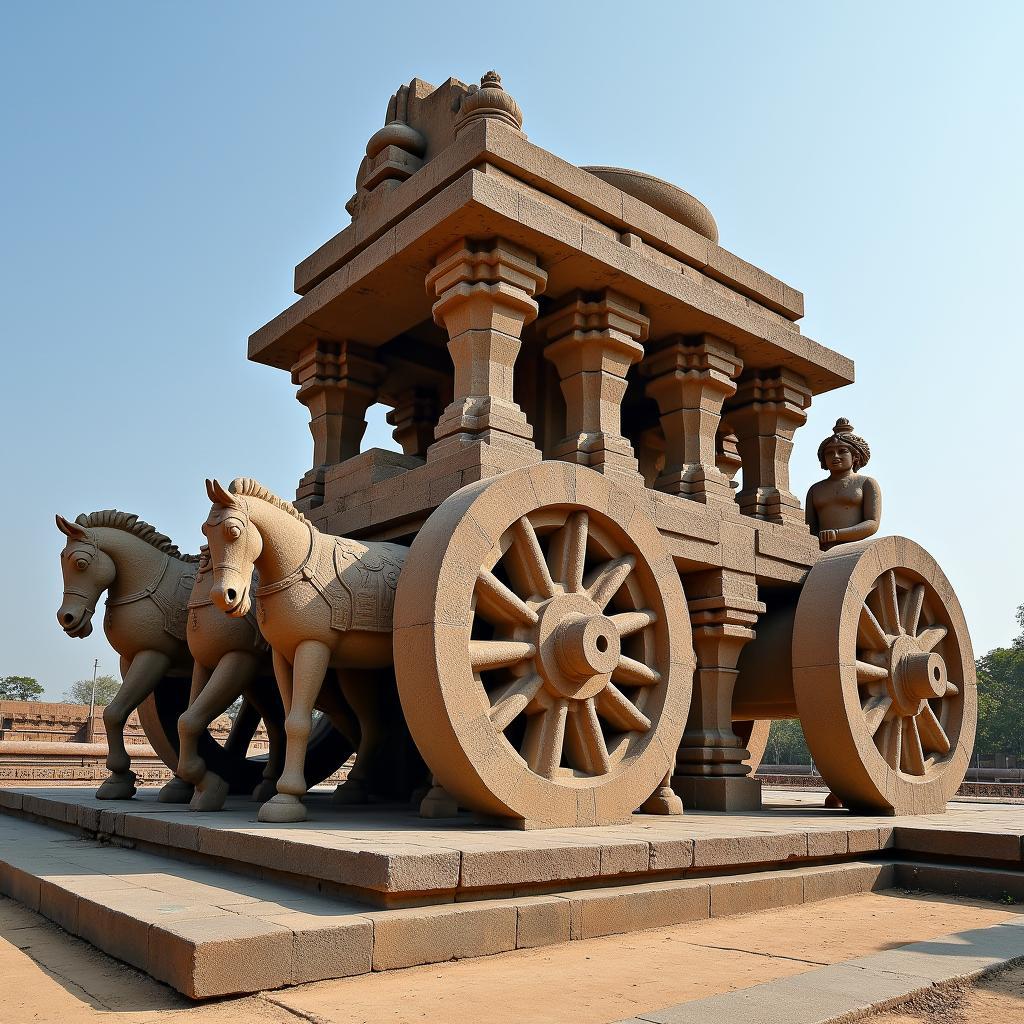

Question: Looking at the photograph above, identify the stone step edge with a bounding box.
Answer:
[617,917,1024,1024]
[3,833,900,1000]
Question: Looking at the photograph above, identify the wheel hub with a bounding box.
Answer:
[536,594,621,701]
[887,634,948,715]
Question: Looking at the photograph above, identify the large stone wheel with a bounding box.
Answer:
[394,462,693,829]
[793,537,976,815]
[139,678,351,794]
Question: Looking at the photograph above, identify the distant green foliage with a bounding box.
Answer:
[975,604,1024,761]
[0,675,44,701]
[764,719,811,766]
[64,674,120,706]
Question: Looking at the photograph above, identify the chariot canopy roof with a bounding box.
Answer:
[248,74,853,397]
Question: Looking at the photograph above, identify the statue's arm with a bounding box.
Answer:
[834,477,882,543]
[805,485,820,535]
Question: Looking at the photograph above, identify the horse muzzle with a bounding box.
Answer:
[57,601,94,638]
[211,579,251,618]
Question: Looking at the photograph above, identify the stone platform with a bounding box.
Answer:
[1,787,1022,999]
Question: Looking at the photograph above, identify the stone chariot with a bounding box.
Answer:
[58,71,977,828]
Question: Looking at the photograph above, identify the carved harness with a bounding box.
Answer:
[254,523,404,633]
[104,556,196,642]
[187,570,267,650]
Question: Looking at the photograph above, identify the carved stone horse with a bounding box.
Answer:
[203,478,411,823]
[55,511,198,798]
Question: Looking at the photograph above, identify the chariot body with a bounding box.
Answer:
[230,73,975,827]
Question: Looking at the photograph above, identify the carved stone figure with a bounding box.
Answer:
[805,418,881,550]
[55,512,351,805]
[203,478,416,823]
[55,512,198,798]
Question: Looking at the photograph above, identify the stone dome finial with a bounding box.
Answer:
[456,71,523,135]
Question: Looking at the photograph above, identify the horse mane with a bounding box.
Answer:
[75,511,200,563]
[228,478,310,526]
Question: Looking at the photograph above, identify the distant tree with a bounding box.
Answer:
[0,675,45,701]
[764,719,812,766]
[64,674,120,706]
[975,604,1024,761]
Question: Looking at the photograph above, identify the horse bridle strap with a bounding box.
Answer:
[106,556,171,607]
[253,523,317,598]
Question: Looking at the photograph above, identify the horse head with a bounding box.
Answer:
[55,514,116,638]
[203,479,262,617]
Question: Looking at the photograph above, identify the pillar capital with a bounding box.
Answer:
[641,334,743,506]
[425,238,547,457]
[727,368,812,525]
[540,289,648,484]
[292,339,386,510]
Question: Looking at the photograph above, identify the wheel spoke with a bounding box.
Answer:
[468,640,535,672]
[566,699,611,775]
[878,570,902,636]
[522,699,568,778]
[488,673,544,732]
[509,517,555,599]
[596,683,652,732]
[917,703,952,755]
[547,511,588,593]
[858,606,890,652]
[877,718,902,770]
[476,569,539,627]
[585,555,636,611]
[609,609,657,637]
[862,694,892,736]
[900,583,925,637]
[944,680,959,697]
[856,660,889,685]
[902,717,926,775]
[916,625,948,652]
[613,655,660,687]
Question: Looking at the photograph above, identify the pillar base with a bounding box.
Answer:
[672,774,762,812]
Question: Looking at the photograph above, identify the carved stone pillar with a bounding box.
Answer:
[540,290,648,484]
[727,369,812,525]
[292,339,386,510]
[642,335,742,507]
[672,571,766,811]
[385,386,441,458]
[425,238,547,460]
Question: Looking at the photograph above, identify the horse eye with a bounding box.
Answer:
[226,524,242,540]
[75,558,89,571]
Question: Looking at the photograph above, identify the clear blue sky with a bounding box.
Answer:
[2,2,1021,699]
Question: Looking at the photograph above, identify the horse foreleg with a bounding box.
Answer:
[259,640,330,824]
[224,698,261,759]
[244,682,285,802]
[158,661,210,804]
[333,670,386,805]
[182,651,260,811]
[98,649,171,799]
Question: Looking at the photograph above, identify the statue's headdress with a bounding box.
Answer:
[817,418,871,470]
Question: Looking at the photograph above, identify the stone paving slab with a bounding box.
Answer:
[619,919,1024,1024]
[0,811,906,999]
[3,787,1021,904]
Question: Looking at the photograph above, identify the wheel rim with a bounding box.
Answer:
[793,537,976,814]
[855,568,960,777]
[394,462,692,828]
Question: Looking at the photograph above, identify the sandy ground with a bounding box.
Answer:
[865,962,1024,1023]
[1,889,1020,1024]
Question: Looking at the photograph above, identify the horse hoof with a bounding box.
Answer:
[258,794,307,823]
[190,774,230,812]
[158,777,195,804]
[332,778,369,805]
[96,773,137,801]
[251,778,278,803]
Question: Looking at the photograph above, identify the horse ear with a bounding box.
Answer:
[55,514,86,539]
[208,479,235,508]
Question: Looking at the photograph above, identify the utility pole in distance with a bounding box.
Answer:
[87,658,99,743]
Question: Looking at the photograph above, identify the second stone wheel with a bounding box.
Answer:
[394,462,693,828]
